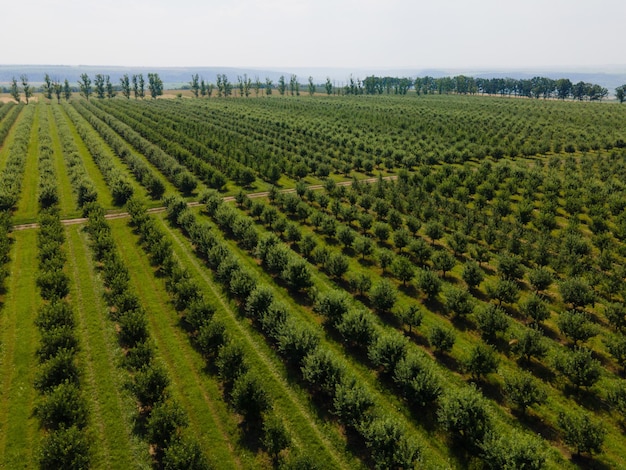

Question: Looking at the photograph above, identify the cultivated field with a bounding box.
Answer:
[0,94,625,469]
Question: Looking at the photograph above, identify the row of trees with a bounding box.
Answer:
[5,71,623,103]
[34,108,91,468]
[195,188,557,467]
[164,194,424,468]
[128,196,296,465]
[245,171,611,461]
[83,200,209,468]
[0,105,35,210]
[77,73,161,100]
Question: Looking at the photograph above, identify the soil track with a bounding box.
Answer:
[11,176,396,231]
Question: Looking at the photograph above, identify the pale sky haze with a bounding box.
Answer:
[2,0,624,70]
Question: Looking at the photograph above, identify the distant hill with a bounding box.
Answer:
[1,64,625,93]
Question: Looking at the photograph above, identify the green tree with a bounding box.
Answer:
[503,370,546,415]
[465,342,498,380]
[148,73,164,99]
[391,256,415,286]
[555,347,602,389]
[278,75,286,95]
[38,425,91,470]
[34,381,88,430]
[462,260,484,289]
[190,74,200,97]
[308,76,315,95]
[425,221,444,245]
[368,333,408,374]
[429,325,455,354]
[9,77,20,103]
[78,73,92,100]
[416,268,441,300]
[333,377,374,428]
[263,414,291,462]
[393,353,442,407]
[474,303,509,342]
[21,74,32,104]
[512,327,548,364]
[362,417,421,470]
[559,278,595,309]
[520,294,550,325]
[325,77,333,95]
[63,78,72,101]
[337,308,376,346]
[558,409,606,456]
[94,73,105,98]
[265,77,273,95]
[231,372,271,422]
[438,385,492,447]
[162,437,210,470]
[444,286,474,318]
[301,348,345,397]
[324,252,349,280]
[53,80,63,103]
[369,279,398,313]
[400,304,423,334]
[120,74,131,99]
[105,75,116,98]
[481,430,547,470]
[616,85,626,104]
[486,278,519,306]
[557,310,599,345]
[146,400,188,457]
[132,74,139,98]
[42,73,53,99]
[132,364,170,408]
[604,333,626,370]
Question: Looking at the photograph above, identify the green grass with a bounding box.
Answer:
[47,105,80,219]
[0,105,24,171]
[109,219,251,469]
[0,229,41,469]
[154,213,359,470]
[62,103,149,210]
[14,104,40,225]
[65,224,151,469]
[57,105,115,210]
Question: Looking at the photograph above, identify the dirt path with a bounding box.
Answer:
[11,175,397,231]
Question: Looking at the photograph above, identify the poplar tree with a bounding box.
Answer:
[308,76,315,95]
[53,80,63,103]
[278,76,286,95]
[325,77,333,95]
[10,77,20,103]
[78,73,92,100]
[132,74,139,99]
[63,79,72,101]
[105,75,116,98]
[21,75,33,104]
[148,73,163,99]
[42,73,54,100]
[120,74,131,99]
[190,74,200,97]
[94,74,105,99]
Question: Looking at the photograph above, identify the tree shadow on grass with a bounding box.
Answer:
[436,352,463,375]
[513,408,559,442]
[237,419,264,454]
[570,454,613,470]
[563,385,606,413]
[520,358,557,384]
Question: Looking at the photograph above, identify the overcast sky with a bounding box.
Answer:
[2,0,624,70]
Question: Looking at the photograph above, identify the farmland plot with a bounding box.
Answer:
[0,95,625,469]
